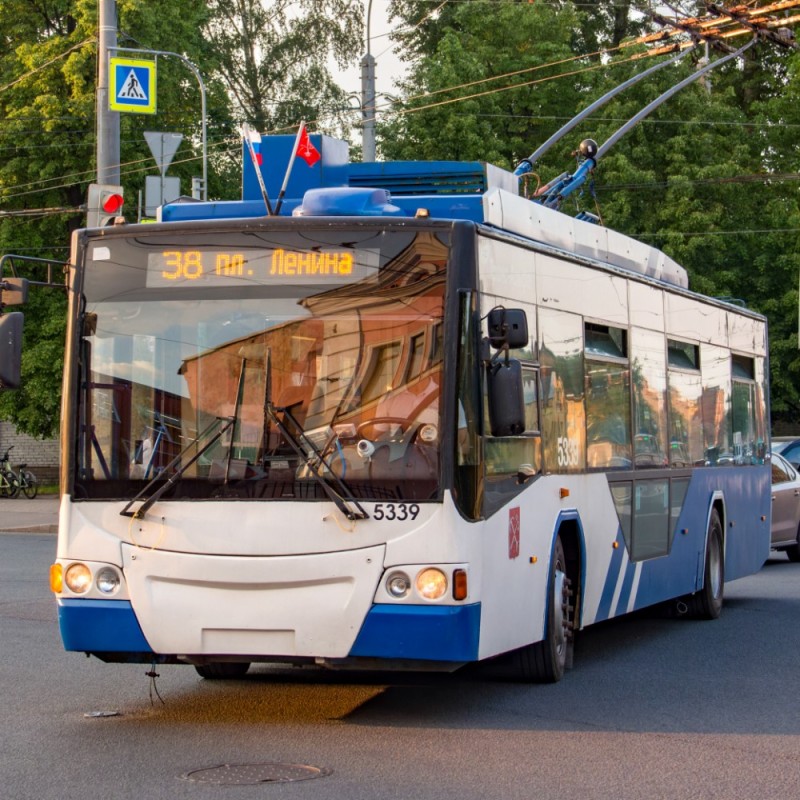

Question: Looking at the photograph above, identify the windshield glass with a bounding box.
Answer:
[74,224,449,502]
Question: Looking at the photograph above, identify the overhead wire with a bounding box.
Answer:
[1,2,796,202]
[0,38,95,95]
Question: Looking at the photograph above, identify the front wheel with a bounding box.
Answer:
[513,536,573,682]
[3,472,20,499]
[194,662,251,679]
[686,509,724,619]
[21,471,38,499]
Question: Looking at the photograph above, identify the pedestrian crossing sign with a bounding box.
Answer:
[109,57,156,114]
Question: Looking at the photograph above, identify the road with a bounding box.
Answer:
[1,531,798,800]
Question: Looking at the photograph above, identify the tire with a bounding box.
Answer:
[21,471,38,499]
[785,526,800,563]
[194,662,251,679]
[514,536,573,682]
[4,472,20,499]
[686,508,724,619]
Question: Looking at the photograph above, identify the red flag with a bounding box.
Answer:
[297,125,321,167]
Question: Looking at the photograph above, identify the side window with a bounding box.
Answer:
[772,458,794,484]
[667,339,703,467]
[731,354,761,464]
[631,328,667,469]
[781,444,800,466]
[539,308,585,473]
[585,323,631,469]
[610,476,690,562]
[700,344,731,465]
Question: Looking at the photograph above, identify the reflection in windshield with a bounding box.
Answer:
[75,229,449,503]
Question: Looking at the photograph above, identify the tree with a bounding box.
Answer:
[203,0,363,136]
[383,0,800,427]
[380,0,582,169]
[0,0,219,438]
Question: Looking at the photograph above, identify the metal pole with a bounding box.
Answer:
[97,0,120,184]
[110,46,208,200]
[361,0,376,161]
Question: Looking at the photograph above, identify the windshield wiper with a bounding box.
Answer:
[120,360,247,519]
[263,351,368,521]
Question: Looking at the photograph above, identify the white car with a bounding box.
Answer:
[771,452,800,561]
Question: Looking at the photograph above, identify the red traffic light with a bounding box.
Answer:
[101,193,124,214]
[87,183,124,227]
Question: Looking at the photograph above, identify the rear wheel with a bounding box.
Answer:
[514,536,573,682]
[686,509,724,619]
[194,662,251,679]
[21,470,37,499]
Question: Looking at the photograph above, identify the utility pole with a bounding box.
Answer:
[97,0,120,184]
[361,0,377,162]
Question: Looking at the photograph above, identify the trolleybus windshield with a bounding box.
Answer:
[73,226,451,503]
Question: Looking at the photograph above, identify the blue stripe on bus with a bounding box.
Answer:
[599,466,770,618]
[349,603,481,662]
[57,598,153,654]
[615,557,637,615]
[595,534,625,622]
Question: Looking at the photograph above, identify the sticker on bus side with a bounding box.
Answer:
[509,507,520,559]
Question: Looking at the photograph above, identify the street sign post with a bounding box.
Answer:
[109,56,156,114]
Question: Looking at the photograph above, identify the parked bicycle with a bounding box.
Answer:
[0,447,20,498]
[0,447,38,499]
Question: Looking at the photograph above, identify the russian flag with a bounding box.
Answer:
[247,128,263,166]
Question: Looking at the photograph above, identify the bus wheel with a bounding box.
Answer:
[194,662,251,679]
[514,536,573,682]
[686,509,724,620]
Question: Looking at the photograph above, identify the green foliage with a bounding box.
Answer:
[384,2,800,428]
[0,0,362,438]
[381,0,581,169]
[203,0,363,137]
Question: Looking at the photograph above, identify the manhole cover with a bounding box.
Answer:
[181,763,331,785]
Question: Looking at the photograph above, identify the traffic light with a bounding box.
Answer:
[0,312,23,389]
[87,183,124,227]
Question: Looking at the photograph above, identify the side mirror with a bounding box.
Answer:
[487,358,525,436]
[0,312,24,389]
[487,307,528,350]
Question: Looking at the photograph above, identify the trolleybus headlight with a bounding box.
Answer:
[386,571,411,598]
[64,563,92,594]
[95,567,121,595]
[416,568,447,600]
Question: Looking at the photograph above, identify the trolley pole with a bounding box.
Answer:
[97,0,120,184]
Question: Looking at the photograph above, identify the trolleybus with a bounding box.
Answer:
[2,132,770,682]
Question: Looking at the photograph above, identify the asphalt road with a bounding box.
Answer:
[1,531,798,800]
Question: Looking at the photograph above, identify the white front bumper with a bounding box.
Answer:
[122,543,385,658]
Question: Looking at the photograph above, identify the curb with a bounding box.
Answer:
[0,524,58,534]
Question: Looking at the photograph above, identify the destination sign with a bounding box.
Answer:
[145,247,374,288]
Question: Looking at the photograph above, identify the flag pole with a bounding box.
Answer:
[274,121,305,216]
[241,123,274,216]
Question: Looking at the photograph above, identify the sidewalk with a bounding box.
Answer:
[0,495,59,533]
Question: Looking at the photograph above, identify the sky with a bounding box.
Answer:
[334,1,407,107]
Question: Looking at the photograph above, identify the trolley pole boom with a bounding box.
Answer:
[535,37,757,211]
[513,45,695,178]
